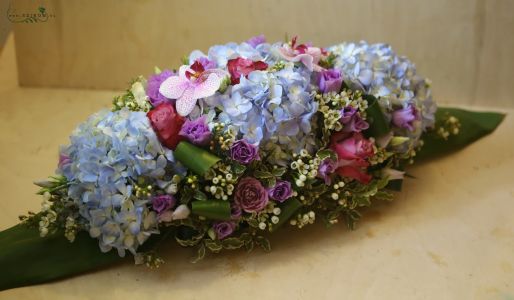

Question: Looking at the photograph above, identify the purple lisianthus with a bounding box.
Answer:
[246,34,266,48]
[235,177,269,213]
[392,104,418,131]
[231,203,242,220]
[340,106,369,133]
[316,69,343,93]
[317,158,337,185]
[213,221,236,240]
[147,69,174,106]
[267,180,293,203]
[179,115,211,145]
[230,139,260,165]
[151,194,176,215]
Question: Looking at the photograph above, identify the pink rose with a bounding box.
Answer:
[227,57,268,85]
[330,132,374,183]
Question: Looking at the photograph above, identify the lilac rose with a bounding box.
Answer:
[151,194,176,215]
[230,140,260,165]
[340,106,369,133]
[316,69,343,93]
[317,158,337,185]
[392,104,418,131]
[235,177,269,213]
[147,69,174,106]
[213,221,236,239]
[179,115,211,145]
[267,180,293,203]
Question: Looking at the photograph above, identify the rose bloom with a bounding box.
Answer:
[213,221,236,239]
[146,69,174,106]
[234,177,269,213]
[230,139,260,165]
[317,158,337,185]
[316,69,343,93]
[392,104,418,131]
[340,106,369,133]
[179,115,211,146]
[227,57,268,85]
[267,180,293,203]
[147,102,185,149]
[330,131,374,183]
[151,194,176,215]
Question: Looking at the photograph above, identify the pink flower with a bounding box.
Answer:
[159,60,227,116]
[278,36,325,71]
[227,57,268,85]
[330,132,374,184]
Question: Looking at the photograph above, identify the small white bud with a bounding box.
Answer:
[258,222,267,230]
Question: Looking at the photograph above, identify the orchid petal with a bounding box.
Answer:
[176,88,196,116]
[193,73,222,100]
[159,75,189,99]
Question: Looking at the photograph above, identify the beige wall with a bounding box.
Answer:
[9,0,514,107]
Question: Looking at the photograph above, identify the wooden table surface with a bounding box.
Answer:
[1,35,513,300]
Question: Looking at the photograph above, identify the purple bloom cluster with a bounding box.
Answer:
[179,116,212,145]
[267,180,293,203]
[213,221,236,239]
[230,139,260,165]
[147,70,174,106]
[235,177,269,213]
[316,69,343,94]
[340,106,369,132]
[151,194,176,215]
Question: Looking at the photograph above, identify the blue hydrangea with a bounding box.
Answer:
[329,41,436,132]
[59,109,174,257]
[200,63,318,160]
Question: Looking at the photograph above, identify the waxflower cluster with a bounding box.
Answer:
[28,35,440,264]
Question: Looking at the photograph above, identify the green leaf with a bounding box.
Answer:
[0,224,125,291]
[271,198,302,232]
[221,237,245,250]
[191,200,231,220]
[417,107,505,162]
[193,190,208,201]
[271,167,287,177]
[253,170,274,179]
[174,142,221,176]
[316,149,337,161]
[191,243,206,263]
[232,163,246,175]
[255,236,271,252]
[363,95,390,138]
[203,239,223,253]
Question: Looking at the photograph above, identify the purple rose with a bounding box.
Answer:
[213,221,236,239]
[340,106,369,133]
[392,104,418,131]
[317,158,337,185]
[179,115,211,145]
[147,69,174,106]
[246,34,266,48]
[267,180,293,203]
[235,177,269,213]
[230,140,260,165]
[151,195,176,215]
[231,203,242,220]
[316,69,343,93]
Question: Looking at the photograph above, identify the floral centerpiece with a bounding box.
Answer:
[0,35,504,290]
